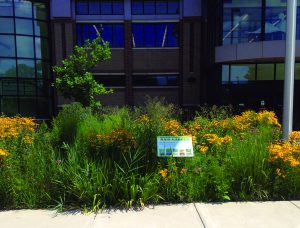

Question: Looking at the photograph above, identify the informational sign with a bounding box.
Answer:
[157,136,194,157]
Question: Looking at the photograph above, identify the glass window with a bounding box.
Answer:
[1,97,18,116]
[15,0,33,18]
[0,18,14,34]
[34,20,48,37]
[167,23,179,47]
[133,74,178,86]
[94,75,125,87]
[144,24,155,47]
[276,63,284,80]
[0,0,13,16]
[16,19,34,35]
[37,80,50,96]
[132,1,143,14]
[144,1,155,14]
[257,64,274,80]
[17,59,35,78]
[295,63,300,80]
[76,1,89,14]
[168,0,179,14]
[0,59,16,77]
[77,23,124,48]
[132,24,143,47]
[0,35,15,57]
[19,97,37,116]
[89,1,100,14]
[33,2,48,20]
[156,1,167,14]
[223,1,262,45]
[265,0,286,41]
[36,60,50,79]
[16,36,34,58]
[35,37,49,59]
[113,1,124,14]
[113,24,124,47]
[19,79,36,96]
[132,23,179,48]
[101,24,113,44]
[1,79,18,95]
[231,64,255,84]
[222,65,230,84]
[101,1,113,14]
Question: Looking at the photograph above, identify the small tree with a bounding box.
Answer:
[53,31,112,110]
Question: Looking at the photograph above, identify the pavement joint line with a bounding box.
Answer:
[289,201,300,210]
[193,203,206,228]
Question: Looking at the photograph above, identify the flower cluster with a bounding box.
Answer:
[0,116,37,139]
[0,148,9,157]
[269,132,300,168]
[96,129,136,153]
[257,110,281,128]
[136,114,151,125]
[203,134,232,147]
[163,119,181,136]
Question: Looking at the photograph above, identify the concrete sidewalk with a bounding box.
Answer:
[0,201,299,228]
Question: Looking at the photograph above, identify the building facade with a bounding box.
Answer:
[0,0,300,127]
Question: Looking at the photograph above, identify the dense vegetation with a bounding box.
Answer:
[0,100,299,211]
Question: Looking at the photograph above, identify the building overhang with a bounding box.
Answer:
[215,40,300,63]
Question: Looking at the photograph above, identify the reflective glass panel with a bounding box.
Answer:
[113,1,124,14]
[33,2,47,20]
[113,24,124,47]
[36,60,50,79]
[265,0,286,41]
[0,18,14,34]
[168,0,179,14]
[0,58,16,77]
[156,1,167,14]
[15,0,33,18]
[19,79,36,96]
[16,18,33,35]
[0,79,18,95]
[35,37,49,59]
[0,35,15,57]
[17,59,35,78]
[89,1,100,14]
[295,63,300,80]
[16,36,34,58]
[155,24,165,47]
[101,1,112,14]
[132,24,143,47]
[132,1,143,14]
[101,24,112,44]
[1,97,18,115]
[34,20,48,37]
[276,63,284,80]
[0,0,13,16]
[167,24,179,47]
[222,65,230,84]
[257,64,274,80]
[144,1,155,14]
[223,0,262,45]
[144,24,155,47]
[76,1,88,14]
[231,64,255,84]
[19,97,37,116]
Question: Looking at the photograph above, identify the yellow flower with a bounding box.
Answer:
[0,149,9,157]
[199,146,209,153]
[276,168,282,176]
[164,119,181,136]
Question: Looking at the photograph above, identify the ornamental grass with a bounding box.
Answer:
[0,101,299,210]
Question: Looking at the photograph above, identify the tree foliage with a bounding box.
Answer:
[53,33,112,110]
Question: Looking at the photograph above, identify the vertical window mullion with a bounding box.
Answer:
[32,3,38,115]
